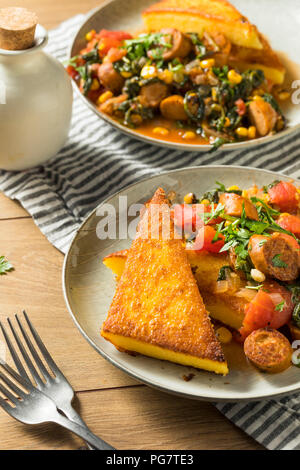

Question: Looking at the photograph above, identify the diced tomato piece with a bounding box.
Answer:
[235,98,246,116]
[66,65,78,80]
[239,281,293,339]
[278,213,300,238]
[268,181,299,213]
[171,204,203,233]
[98,30,132,41]
[193,225,225,253]
[98,37,124,57]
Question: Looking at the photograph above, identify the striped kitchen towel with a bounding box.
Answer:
[1,14,300,450]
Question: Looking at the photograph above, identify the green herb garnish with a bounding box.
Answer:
[271,254,288,268]
[0,256,13,275]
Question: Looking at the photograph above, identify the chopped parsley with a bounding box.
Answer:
[275,300,285,312]
[271,254,288,268]
[0,256,13,275]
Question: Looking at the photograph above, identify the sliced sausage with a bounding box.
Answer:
[99,94,128,116]
[139,81,168,108]
[160,29,192,60]
[248,233,300,281]
[244,328,292,373]
[160,95,188,120]
[97,61,124,94]
[219,193,259,220]
[248,100,277,136]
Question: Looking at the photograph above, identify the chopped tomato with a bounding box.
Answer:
[239,281,293,339]
[96,30,132,57]
[268,181,299,213]
[66,65,78,80]
[98,30,132,41]
[278,213,300,238]
[171,204,203,233]
[235,98,246,116]
[193,225,225,253]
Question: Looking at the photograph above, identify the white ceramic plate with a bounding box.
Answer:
[70,0,300,152]
[63,165,300,402]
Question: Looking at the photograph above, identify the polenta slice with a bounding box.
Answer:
[143,0,263,50]
[142,0,285,84]
[101,188,228,375]
[104,249,247,330]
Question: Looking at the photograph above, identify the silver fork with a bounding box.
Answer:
[0,311,113,450]
[0,360,108,449]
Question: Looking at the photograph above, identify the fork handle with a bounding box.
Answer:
[59,401,113,450]
[52,413,114,450]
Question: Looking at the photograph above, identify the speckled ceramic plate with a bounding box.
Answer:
[63,165,300,402]
[69,0,300,152]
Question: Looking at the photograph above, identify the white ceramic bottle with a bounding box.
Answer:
[0,8,73,171]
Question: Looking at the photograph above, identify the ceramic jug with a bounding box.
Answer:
[0,22,73,171]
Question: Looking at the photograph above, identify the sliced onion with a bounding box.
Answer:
[225,271,241,293]
[235,288,257,302]
[214,280,229,293]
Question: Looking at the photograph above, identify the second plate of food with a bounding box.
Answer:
[63,165,300,402]
[68,0,300,151]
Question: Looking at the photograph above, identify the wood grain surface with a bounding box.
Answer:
[0,0,262,450]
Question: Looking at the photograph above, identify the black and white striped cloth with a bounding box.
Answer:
[1,15,300,450]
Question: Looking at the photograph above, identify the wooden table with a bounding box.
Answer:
[0,0,262,450]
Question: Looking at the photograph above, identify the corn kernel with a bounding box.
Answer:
[216,327,232,344]
[90,78,100,91]
[227,185,240,191]
[228,69,242,85]
[225,220,231,227]
[97,90,113,104]
[248,126,256,139]
[224,117,231,127]
[242,190,248,198]
[184,193,195,204]
[250,268,266,283]
[262,193,270,203]
[85,30,96,41]
[252,95,264,101]
[211,87,218,102]
[278,91,290,101]
[141,65,157,80]
[235,127,248,138]
[253,88,264,96]
[200,199,210,205]
[153,126,169,136]
[182,131,196,140]
[98,42,105,51]
[158,69,173,84]
[121,71,132,78]
[131,114,143,125]
[200,58,215,69]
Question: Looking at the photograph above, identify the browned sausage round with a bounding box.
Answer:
[219,193,259,220]
[248,99,277,136]
[139,81,168,108]
[248,233,300,281]
[97,62,124,94]
[160,95,188,120]
[99,94,128,116]
[160,29,192,60]
[244,328,292,373]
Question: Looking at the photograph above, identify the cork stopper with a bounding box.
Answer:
[0,7,38,50]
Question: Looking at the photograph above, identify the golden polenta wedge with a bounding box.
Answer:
[101,188,228,375]
[142,0,285,83]
[104,249,247,330]
[142,0,263,50]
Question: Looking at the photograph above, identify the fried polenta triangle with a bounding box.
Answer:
[101,188,228,375]
[142,0,285,84]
